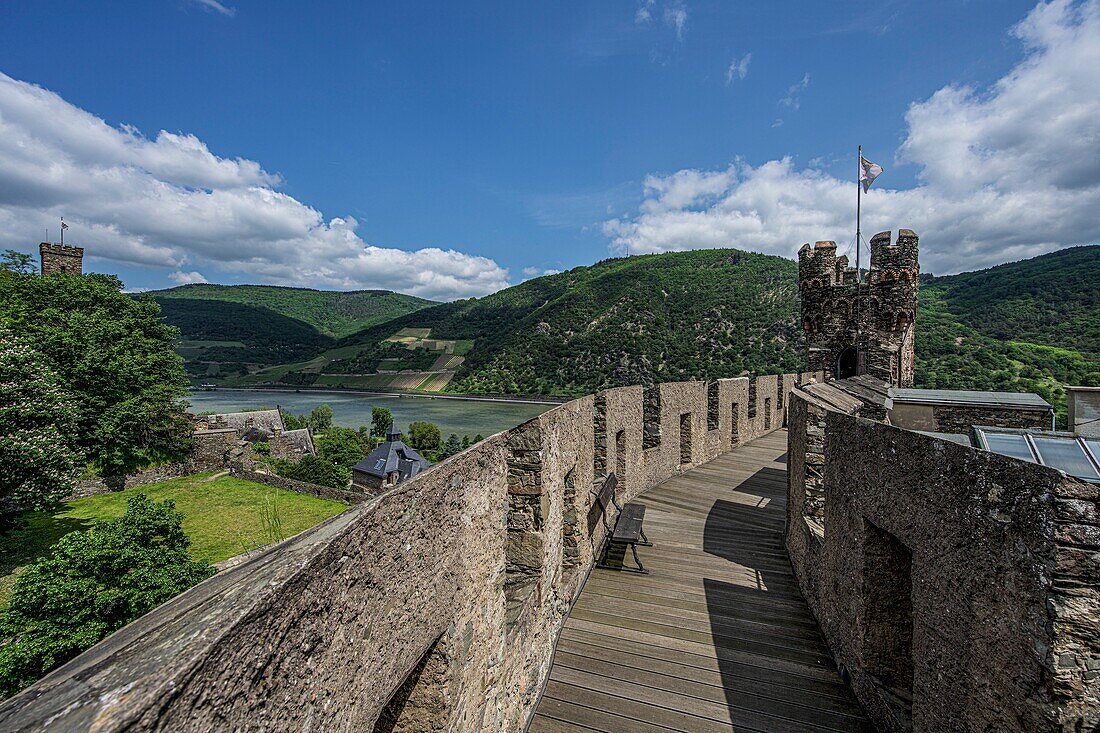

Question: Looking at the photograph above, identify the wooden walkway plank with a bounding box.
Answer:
[530,430,871,732]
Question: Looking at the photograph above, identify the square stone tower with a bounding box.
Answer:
[39,242,84,276]
[798,229,919,387]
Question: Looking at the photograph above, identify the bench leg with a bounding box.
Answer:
[638,528,653,547]
[629,542,648,574]
[596,541,649,574]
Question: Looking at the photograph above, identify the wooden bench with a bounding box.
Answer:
[592,473,651,574]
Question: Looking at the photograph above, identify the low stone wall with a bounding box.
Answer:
[0,374,810,732]
[786,388,1099,733]
[889,401,1053,434]
[67,429,240,500]
[228,466,364,504]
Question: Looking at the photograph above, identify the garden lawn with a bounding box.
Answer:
[0,473,348,610]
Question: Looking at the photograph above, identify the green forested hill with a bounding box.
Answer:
[336,249,804,396]
[915,246,1099,416]
[187,246,1097,421]
[146,284,435,379]
[149,284,435,338]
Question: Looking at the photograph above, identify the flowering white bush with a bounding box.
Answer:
[0,328,82,527]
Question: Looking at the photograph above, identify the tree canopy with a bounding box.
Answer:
[0,269,191,479]
[0,494,213,696]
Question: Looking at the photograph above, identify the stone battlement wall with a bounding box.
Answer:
[0,372,814,732]
[798,229,919,387]
[786,388,1099,733]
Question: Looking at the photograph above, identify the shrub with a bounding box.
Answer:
[276,455,350,489]
[0,495,213,696]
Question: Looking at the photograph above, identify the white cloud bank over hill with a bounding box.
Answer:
[606,0,1100,274]
[0,73,509,300]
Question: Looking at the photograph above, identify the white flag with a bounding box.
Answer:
[859,156,883,192]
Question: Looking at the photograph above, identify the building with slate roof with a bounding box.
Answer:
[351,428,430,493]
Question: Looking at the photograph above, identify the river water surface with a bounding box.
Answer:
[185,390,553,440]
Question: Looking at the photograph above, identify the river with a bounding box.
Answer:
[185,389,554,440]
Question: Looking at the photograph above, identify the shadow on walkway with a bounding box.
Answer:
[702,467,871,732]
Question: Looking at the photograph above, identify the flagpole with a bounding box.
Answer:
[60,217,64,246]
[856,145,861,278]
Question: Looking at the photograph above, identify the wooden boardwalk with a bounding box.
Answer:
[529,430,872,733]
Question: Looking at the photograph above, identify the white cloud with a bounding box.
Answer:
[0,73,510,300]
[605,0,1100,274]
[780,73,810,109]
[635,0,655,24]
[169,270,209,285]
[725,53,752,84]
[663,1,688,41]
[522,266,562,280]
[189,0,236,17]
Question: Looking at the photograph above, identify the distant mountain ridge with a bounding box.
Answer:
[146,284,435,381]
[332,249,805,395]
[148,284,436,338]
[156,246,1099,423]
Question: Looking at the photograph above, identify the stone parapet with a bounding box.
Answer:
[786,388,1100,732]
[0,373,808,732]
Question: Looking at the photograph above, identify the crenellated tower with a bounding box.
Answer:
[798,229,919,387]
[39,242,84,276]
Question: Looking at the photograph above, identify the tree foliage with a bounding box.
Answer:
[371,407,393,437]
[442,434,463,458]
[315,427,369,468]
[0,270,191,479]
[406,421,442,455]
[0,495,213,696]
[276,455,350,489]
[0,330,83,530]
[307,404,333,432]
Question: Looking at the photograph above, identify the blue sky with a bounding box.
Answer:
[1,0,1098,298]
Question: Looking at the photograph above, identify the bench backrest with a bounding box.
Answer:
[594,473,618,515]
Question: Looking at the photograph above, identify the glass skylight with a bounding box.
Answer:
[973,427,1100,482]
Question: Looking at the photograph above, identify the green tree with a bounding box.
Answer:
[0,250,34,276]
[473,434,484,443]
[0,270,190,483]
[0,330,84,530]
[442,434,462,458]
[461,435,471,450]
[282,412,307,430]
[407,421,442,454]
[0,495,213,695]
[316,427,369,468]
[371,407,393,437]
[277,455,350,489]
[307,404,333,432]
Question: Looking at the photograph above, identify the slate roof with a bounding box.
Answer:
[352,438,429,482]
[201,408,285,431]
[890,388,1052,411]
[282,428,316,455]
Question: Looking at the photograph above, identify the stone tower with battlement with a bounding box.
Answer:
[798,228,919,387]
[39,242,84,276]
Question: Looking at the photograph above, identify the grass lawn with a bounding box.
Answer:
[0,473,348,610]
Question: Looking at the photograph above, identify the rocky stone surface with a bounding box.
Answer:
[787,388,1100,732]
[0,373,805,732]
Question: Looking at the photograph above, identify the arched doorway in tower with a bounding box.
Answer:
[836,346,860,379]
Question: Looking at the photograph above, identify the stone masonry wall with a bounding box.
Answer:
[786,389,1099,733]
[0,374,808,733]
[68,429,239,499]
[228,466,364,504]
[930,404,1052,434]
